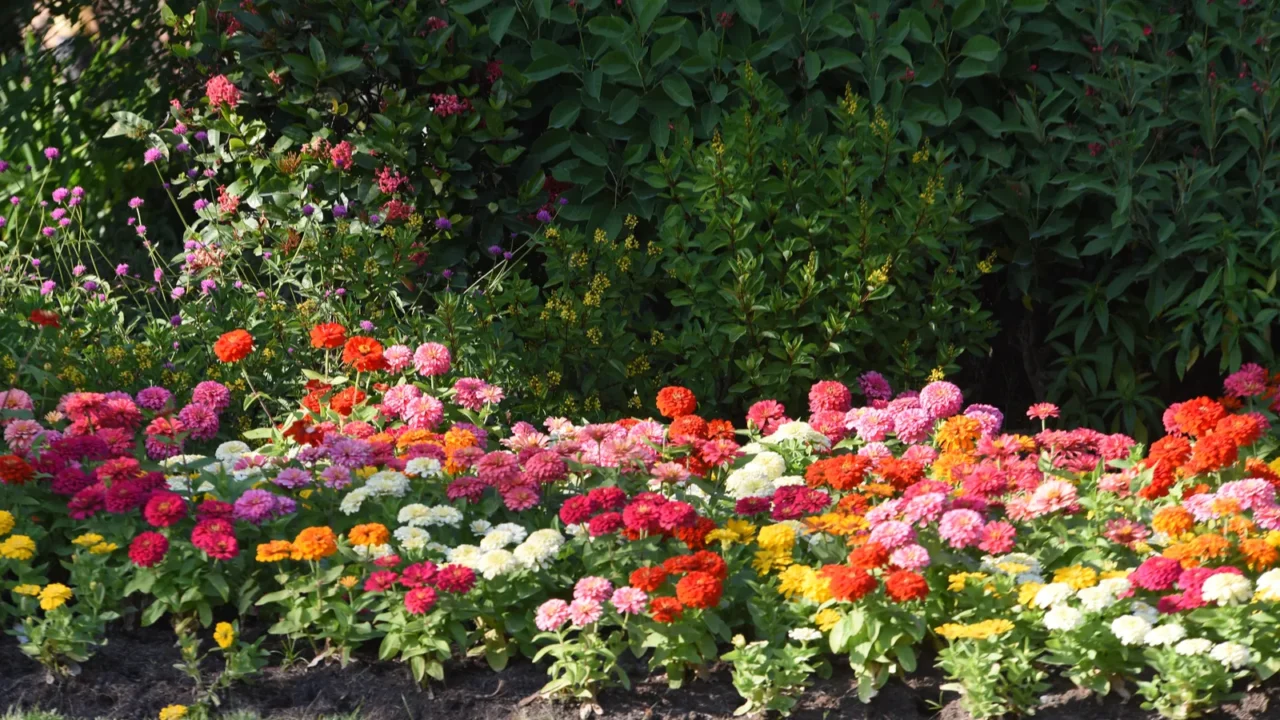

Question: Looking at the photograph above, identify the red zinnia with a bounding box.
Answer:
[143,491,188,528]
[675,571,723,609]
[405,586,437,615]
[884,570,929,602]
[329,387,367,416]
[649,596,684,623]
[29,309,60,328]
[129,531,170,568]
[213,329,254,363]
[309,322,347,350]
[629,566,669,592]
[847,542,889,570]
[656,386,697,418]
[341,336,387,372]
[0,454,35,485]
[668,415,708,443]
[822,565,878,602]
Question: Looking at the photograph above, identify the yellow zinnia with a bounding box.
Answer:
[0,534,36,561]
[158,705,188,720]
[72,532,105,547]
[38,583,73,611]
[1053,565,1098,590]
[0,509,14,536]
[813,608,841,632]
[13,583,41,596]
[89,542,119,554]
[213,622,236,649]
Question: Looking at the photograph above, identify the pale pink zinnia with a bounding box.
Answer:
[1026,402,1060,421]
[918,381,963,420]
[413,342,452,377]
[383,344,412,372]
[535,599,571,631]
[610,586,648,614]
[1025,479,1078,516]
[567,598,603,627]
[574,576,614,603]
[938,509,985,549]
[651,461,691,485]
[868,520,914,550]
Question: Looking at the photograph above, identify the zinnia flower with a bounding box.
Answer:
[213,329,254,363]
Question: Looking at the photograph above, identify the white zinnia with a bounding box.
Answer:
[763,421,830,448]
[404,457,442,478]
[1110,615,1153,646]
[788,627,823,643]
[398,503,432,526]
[366,470,410,497]
[1043,605,1084,632]
[745,451,786,480]
[724,467,773,500]
[1143,624,1186,647]
[426,505,464,527]
[773,475,807,489]
[447,544,484,568]
[470,520,493,535]
[1131,601,1159,624]
[1033,582,1074,609]
[339,487,371,514]
[1200,574,1252,606]
[394,526,431,551]
[476,549,517,579]
[1209,642,1251,670]
[1175,638,1213,656]
[354,543,394,560]
[215,441,250,463]
[1076,585,1119,613]
[1256,569,1280,602]
[492,522,529,544]
[480,529,515,551]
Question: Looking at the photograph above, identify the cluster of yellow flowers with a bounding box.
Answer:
[705,518,758,549]
[752,524,796,574]
[934,619,1016,641]
[72,532,118,555]
[777,564,832,604]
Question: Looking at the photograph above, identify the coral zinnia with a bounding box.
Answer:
[310,322,347,350]
[656,386,697,418]
[629,566,669,592]
[129,531,169,568]
[256,540,293,562]
[675,571,722,609]
[649,596,684,623]
[213,329,254,363]
[342,336,387,372]
[348,523,390,547]
[884,570,929,602]
[0,454,35,485]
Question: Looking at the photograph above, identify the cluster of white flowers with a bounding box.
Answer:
[1075,577,1131,612]
[725,450,787,500]
[404,457,443,478]
[1144,623,1186,647]
[1042,604,1084,632]
[1033,582,1074,609]
[394,526,431,552]
[1209,641,1251,669]
[353,543,394,560]
[398,503,464,528]
[788,627,823,643]
[446,526,565,579]
[341,471,412,515]
[1174,638,1214,656]
[1257,568,1280,602]
[762,421,831,448]
[215,441,250,463]
[513,528,565,569]
[1110,615,1153,645]
[981,553,1044,585]
[1200,574,1252,606]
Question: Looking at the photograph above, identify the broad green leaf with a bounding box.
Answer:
[662,74,694,107]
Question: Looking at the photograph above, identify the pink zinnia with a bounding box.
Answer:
[1026,402,1060,421]
[746,399,788,435]
[404,395,445,430]
[364,571,399,593]
[650,461,691,485]
[452,377,488,411]
[868,520,914,550]
[977,520,1016,554]
[938,509,985,549]
[858,371,893,401]
[501,484,540,511]
[383,344,412,372]
[567,598,603,627]
[405,586,437,615]
[574,576,614,603]
[523,451,567,483]
[535,599,571,631]
[610,586,649,614]
[1026,479,1078,516]
[857,441,892,460]
[1224,363,1268,398]
[413,342,451,376]
[808,381,852,414]
[1130,556,1182,592]
[918,381,963,420]
[1103,518,1150,548]
[892,408,933,444]
[144,416,185,460]
[889,544,930,571]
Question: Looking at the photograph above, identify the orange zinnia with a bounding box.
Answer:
[213,329,254,363]
[655,386,697,419]
[341,336,387,372]
[1241,538,1278,570]
[1152,506,1195,537]
[310,322,347,350]
[256,540,294,562]
[348,523,390,547]
[291,526,338,560]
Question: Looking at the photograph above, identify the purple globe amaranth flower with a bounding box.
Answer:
[487,245,502,255]
[333,204,348,218]
[536,209,552,223]
[441,269,454,279]
[200,279,216,294]
[435,217,452,230]
[173,123,188,135]
[40,280,55,295]
[302,204,314,216]
[44,147,59,160]
[503,251,513,260]
[195,131,208,143]
[170,315,182,327]
[144,148,164,164]
[51,187,69,203]
[194,199,209,211]
[114,263,128,276]
[83,280,98,291]
[359,320,374,331]
[175,143,190,153]
[0,160,8,173]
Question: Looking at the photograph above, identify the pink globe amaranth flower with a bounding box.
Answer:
[206,74,241,107]
[938,509,985,549]
[1224,363,1268,398]
[808,380,852,414]
[610,586,649,614]
[535,599,572,631]
[889,544,930,571]
[977,520,1016,554]
[413,342,451,376]
[868,520,915,550]
[858,371,893,401]
[1130,556,1182,592]
[746,399,788,435]
[567,598,604,627]
[919,381,963,420]
[574,576,614,603]
[383,344,412,372]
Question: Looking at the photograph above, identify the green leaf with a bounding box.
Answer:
[952,0,985,29]
[549,99,582,128]
[308,37,326,69]
[571,134,610,166]
[955,57,990,78]
[587,16,631,42]
[525,54,573,81]
[737,0,762,28]
[488,6,517,43]
[633,0,666,33]
[329,56,363,76]
[533,0,553,19]
[651,34,682,66]
[960,35,1001,62]
[610,90,642,124]
[1012,0,1047,9]
[661,74,694,107]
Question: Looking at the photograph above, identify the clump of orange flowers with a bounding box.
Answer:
[341,336,387,372]
[290,526,338,560]
[310,322,347,350]
[655,386,697,419]
[805,454,872,491]
[256,540,294,562]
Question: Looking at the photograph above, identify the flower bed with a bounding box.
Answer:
[3,335,1280,720]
